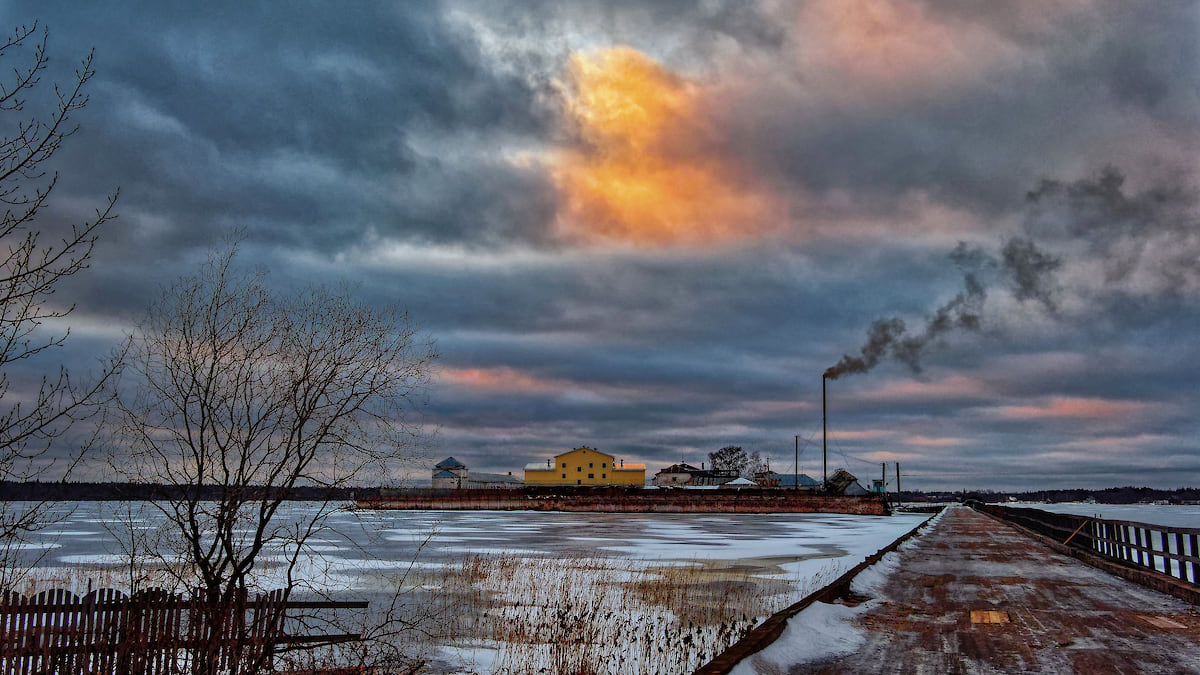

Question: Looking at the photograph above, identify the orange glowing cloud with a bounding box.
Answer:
[552,47,779,247]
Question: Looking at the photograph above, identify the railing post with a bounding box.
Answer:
[1185,533,1195,581]
[1160,530,1169,577]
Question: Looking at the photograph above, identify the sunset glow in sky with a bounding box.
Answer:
[5,1,1198,490]
[554,47,778,246]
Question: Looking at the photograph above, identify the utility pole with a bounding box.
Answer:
[794,435,800,490]
[896,462,901,494]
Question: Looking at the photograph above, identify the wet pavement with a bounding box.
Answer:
[790,506,1200,673]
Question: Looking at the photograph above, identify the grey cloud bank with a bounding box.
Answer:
[3,1,1197,490]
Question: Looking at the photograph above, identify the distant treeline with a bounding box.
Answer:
[0,481,387,502]
[3,482,1197,504]
[896,486,1200,505]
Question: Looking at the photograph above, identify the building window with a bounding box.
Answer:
[602,474,606,479]
[577,467,582,472]
[561,473,566,479]
[577,479,581,485]
[561,462,566,468]
[589,462,593,468]
[588,473,594,479]
[602,462,607,468]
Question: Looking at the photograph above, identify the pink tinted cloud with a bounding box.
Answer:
[782,0,1091,105]
[709,400,814,423]
[1051,433,1173,454]
[828,429,895,441]
[860,375,990,402]
[992,397,1148,421]
[857,450,922,462]
[440,366,565,395]
[902,435,970,448]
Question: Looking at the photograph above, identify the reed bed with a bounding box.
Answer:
[3,539,843,674]
[431,551,841,675]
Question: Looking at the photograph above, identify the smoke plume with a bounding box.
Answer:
[824,244,988,380]
[824,165,1195,381]
[1024,166,1198,290]
[1001,237,1061,312]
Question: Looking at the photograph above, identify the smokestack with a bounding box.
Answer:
[822,374,828,491]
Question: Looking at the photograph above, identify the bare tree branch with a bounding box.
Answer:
[0,21,121,585]
[112,240,436,674]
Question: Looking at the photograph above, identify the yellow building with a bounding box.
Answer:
[524,446,645,486]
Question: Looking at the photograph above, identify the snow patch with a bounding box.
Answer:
[730,601,874,675]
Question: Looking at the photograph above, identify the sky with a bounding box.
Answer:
[3,1,1198,491]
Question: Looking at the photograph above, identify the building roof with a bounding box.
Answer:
[469,472,523,484]
[432,470,459,479]
[770,473,821,487]
[656,463,702,474]
[725,477,757,486]
[525,454,645,472]
[843,481,869,495]
[557,446,614,461]
[435,457,466,469]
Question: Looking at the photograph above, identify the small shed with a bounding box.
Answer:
[432,469,461,490]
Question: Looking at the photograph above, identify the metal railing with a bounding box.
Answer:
[970,503,1199,587]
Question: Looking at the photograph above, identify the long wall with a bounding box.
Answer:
[357,487,889,515]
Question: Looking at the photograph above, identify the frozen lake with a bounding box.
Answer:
[1024,502,1200,529]
[18,502,932,584]
[9,501,933,674]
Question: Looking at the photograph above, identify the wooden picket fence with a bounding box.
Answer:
[0,586,367,675]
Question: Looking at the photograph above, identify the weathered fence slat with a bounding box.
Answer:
[0,587,369,675]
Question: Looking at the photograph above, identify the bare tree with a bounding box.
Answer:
[708,445,748,475]
[112,241,434,674]
[0,21,120,585]
[744,450,765,479]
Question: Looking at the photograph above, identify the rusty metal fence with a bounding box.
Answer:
[0,587,367,675]
[970,503,1200,587]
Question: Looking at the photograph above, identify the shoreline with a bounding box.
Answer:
[356,487,891,515]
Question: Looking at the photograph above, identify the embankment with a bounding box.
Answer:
[355,487,889,514]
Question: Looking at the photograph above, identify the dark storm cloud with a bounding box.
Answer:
[0,2,1196,490]
[722,1,1200,221]
[2,1,557,263]
[1024,166,1200,291]
[461,0,785,58]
